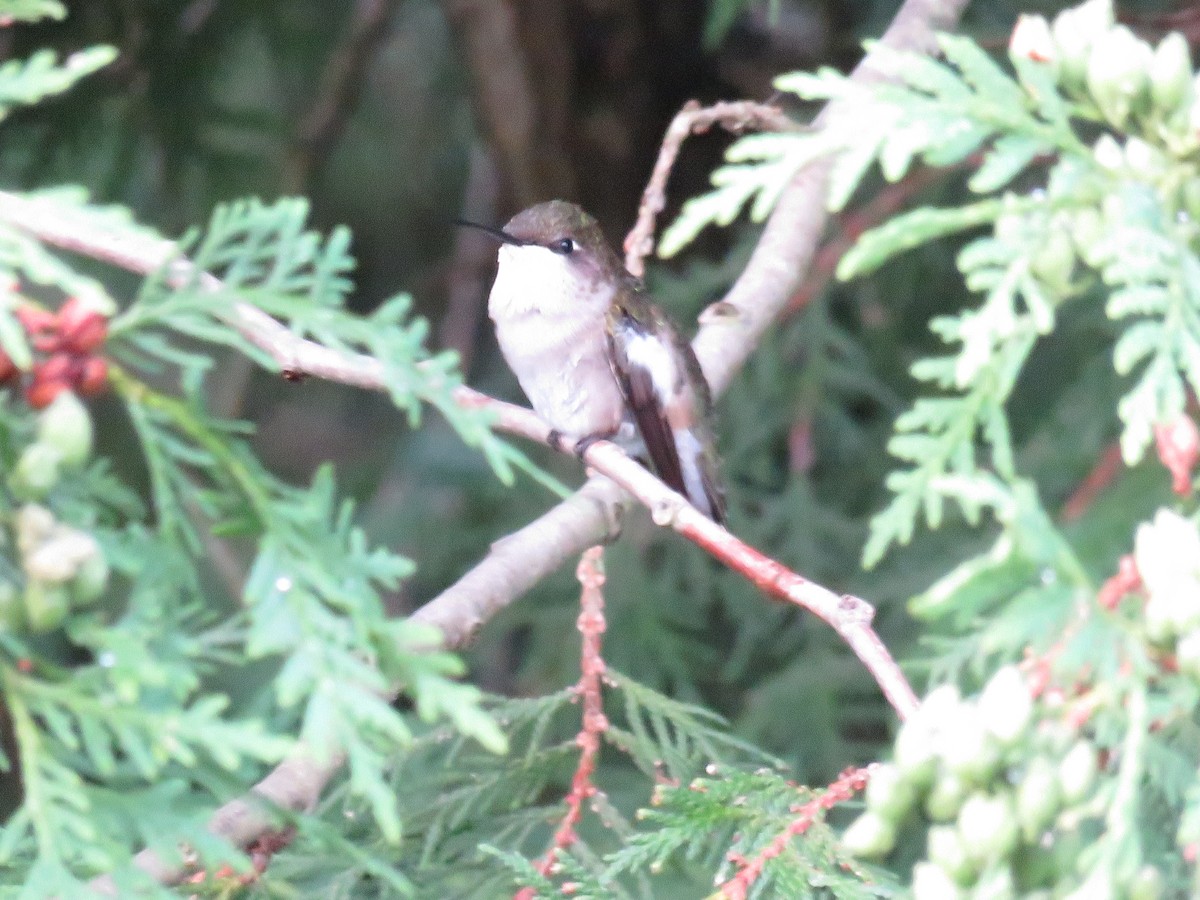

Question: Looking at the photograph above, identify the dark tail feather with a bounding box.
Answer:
[678,440,726,525]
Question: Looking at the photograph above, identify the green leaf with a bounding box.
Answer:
[773,66,851,101]
[1112,320,1162,375]
[936,33,1027,109]
[0,46,117,122]
[826,127,885,211]
[0,0,65,22]
[839,200,1001,279]
[921,118,991,168]
[969,134,1050,192]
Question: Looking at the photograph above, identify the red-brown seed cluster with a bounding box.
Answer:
[1097,554,1141,611]
[1154,416,1200,496]
[7,298,109,409]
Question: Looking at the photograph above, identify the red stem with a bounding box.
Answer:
[515,546,609,899]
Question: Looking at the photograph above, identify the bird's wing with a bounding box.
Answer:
[606,304,686,494]
[606,296,725,524]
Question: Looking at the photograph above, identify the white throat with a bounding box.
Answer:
[488,244,612,321]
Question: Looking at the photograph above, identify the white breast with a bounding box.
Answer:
[488,245,626,436]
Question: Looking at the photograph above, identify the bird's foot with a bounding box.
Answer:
[547,429,612,459]
[571,432,611,458]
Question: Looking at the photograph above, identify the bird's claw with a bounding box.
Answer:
[547,429,610,459]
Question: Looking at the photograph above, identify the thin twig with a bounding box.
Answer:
[576,441,919,717]
[623,99,797,279]
[1097,555,1140,612]
[712,765,873,900]
[515,546,608,900]
[1059,441,1123,522]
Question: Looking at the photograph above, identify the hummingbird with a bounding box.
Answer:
[460,200,726,524]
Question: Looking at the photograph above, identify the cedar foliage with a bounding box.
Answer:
[0,1,1196,898]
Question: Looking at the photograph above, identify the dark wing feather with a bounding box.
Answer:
[697,448,726,525]
[673,319,726,525]
[606,308,688,497]
[607,292,726,524]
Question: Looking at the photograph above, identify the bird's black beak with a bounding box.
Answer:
[454,219,528,246]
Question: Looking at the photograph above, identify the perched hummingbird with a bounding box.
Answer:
[461,200,725,523]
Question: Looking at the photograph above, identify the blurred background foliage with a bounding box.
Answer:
[1,0,1192,880]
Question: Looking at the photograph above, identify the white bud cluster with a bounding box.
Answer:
[2,503,110,633]
[10,391,94,501]
[840,667,1135,897]
[1135,510,1200,679]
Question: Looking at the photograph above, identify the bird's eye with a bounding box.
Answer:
[552,237,575,255]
